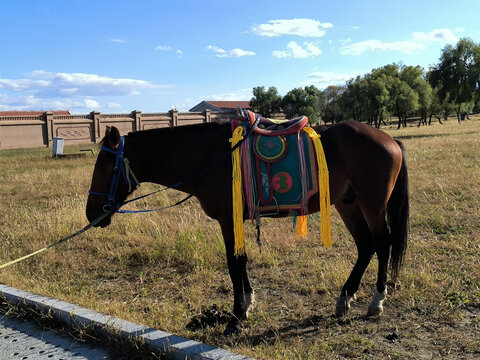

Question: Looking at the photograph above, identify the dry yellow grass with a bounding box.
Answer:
[1,117,479,359]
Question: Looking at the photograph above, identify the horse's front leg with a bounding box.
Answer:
[220,218,253,335]
[225,252,250,335]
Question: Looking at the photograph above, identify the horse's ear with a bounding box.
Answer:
[104,126,121,149]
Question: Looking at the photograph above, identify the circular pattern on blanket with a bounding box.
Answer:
[254,135,287,162]
[272,171,293,193]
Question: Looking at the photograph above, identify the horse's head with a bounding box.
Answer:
[86,126,133,227]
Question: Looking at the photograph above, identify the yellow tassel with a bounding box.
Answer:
[296,215,308,238]
[303,127,332,247]
[230,126,246,256]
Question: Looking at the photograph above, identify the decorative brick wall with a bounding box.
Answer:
[0,109,236,149]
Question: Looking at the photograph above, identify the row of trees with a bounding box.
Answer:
[250,38,480,128]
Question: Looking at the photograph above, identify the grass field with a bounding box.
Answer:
[1,117,479,359]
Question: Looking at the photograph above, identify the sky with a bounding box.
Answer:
[1,0,479,114]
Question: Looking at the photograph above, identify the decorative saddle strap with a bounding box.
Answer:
[303,127,332,247]
[230,126,246,256]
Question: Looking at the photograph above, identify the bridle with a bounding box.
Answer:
[88,136,139,212]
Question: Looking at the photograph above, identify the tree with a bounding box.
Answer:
[365,73,390,128]
[249,86,282,118]
[319,85,345,124]
[282,85,322,123]
[368,64,421,128]
[398,66,433,127]
[429,38,480,122]
[387,77,419,129]
[341,76,367,123]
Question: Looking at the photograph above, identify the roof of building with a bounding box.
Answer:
[206,101,251,109]
[0,110,71,116]
[189,100,251,112]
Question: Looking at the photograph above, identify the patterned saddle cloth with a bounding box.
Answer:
[233,111,319,218]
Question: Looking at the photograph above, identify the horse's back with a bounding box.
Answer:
[315,121,403,207]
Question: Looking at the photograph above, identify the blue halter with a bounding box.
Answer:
[88,136,140,212]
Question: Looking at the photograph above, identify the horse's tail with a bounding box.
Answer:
[387,140,409,282]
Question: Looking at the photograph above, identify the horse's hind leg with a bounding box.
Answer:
[357,204,391,316]
[335,201,375,316]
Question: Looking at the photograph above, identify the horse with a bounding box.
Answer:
[86,119,409,334]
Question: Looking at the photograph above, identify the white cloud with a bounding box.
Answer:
[307,71,361,89]
[206,88,253,101]
[0,71,176,112]
[0,78,49,91]
[0,93,39,107]
[84,98,100,108]
[206,45,255,58]
[341,39,425,56]
[251,18,332,38]
[108,102,122,108]
[0,93,101,111]
[155,45,184,58]
[412,28,458,44]
[110,39,126,44]
[341,28,459,56]
[273,41,322,58]
[155,45,172,51]
[0,71,169,97]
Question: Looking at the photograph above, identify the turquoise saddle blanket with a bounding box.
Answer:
[240,127,318,217]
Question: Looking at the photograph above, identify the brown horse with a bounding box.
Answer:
[86,119,409,334]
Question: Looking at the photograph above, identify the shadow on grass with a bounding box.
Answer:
[240,314,380,346]
[393,130,480,141]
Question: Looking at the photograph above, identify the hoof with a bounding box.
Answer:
[335,294,356,317]
[367,305,384,317]
[335,304,348,317]
[367,288,387,317]
[223,324,241,336]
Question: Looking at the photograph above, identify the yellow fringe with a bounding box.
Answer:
[296,215,308,238]
[230,126,246,256]
[303,127,332,247]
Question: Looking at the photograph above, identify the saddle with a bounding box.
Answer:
[246,110,308,136]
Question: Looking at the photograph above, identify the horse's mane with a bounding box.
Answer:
[126,121,230,138]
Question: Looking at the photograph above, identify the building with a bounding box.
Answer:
[189,100,251,112]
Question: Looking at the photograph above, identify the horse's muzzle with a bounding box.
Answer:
[86,209,112,228]
[97,216,112,228]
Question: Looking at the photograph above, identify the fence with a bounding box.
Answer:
[0,110,237,150]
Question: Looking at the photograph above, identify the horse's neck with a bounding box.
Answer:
[126,123,230,190]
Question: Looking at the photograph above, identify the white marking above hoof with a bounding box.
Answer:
[245,291,256,318]
[367,288,387,316]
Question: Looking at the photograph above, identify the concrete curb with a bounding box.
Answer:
[0,284,254,360]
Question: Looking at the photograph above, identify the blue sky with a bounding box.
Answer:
[1,0,479,113]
